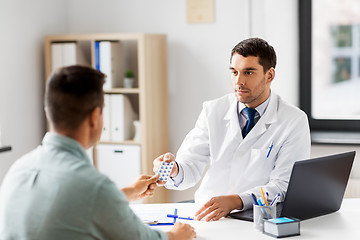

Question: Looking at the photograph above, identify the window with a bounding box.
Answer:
[299,0,360,139]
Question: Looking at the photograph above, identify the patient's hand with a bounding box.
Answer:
[121,174,159,201]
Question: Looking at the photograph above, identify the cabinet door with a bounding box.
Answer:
[96,144,140,189]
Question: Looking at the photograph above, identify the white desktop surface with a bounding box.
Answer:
[131,199,360,239]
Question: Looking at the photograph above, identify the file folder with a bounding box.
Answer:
[98,41,124,90]
[100,94,111,142]
[110,94,137,142]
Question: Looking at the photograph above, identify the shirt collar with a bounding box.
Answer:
[238,92,271,117]
[42,132,91,164]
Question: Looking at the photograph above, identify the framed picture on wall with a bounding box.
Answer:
[299,0,360,144]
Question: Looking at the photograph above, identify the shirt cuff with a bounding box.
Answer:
[166,162,184,187]
[238,193,253,211]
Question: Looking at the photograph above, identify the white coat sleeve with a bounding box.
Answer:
[240,111,311,210]
[165,103,211,190]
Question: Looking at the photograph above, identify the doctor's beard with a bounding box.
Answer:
[234,86,267,107]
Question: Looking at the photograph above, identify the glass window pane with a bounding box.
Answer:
[331,25,352,47]
[333,57,351,83]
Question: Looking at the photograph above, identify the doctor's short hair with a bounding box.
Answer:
[44,65,105,131]
[231,38,277,72]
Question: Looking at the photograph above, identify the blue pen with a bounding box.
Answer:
[257,198,272,218]
[149,222,175,226]
[251,193,259,205]
[173,208,178,224]
[267,143,273,158]
[270,193,280,206]
[167,214,194,220]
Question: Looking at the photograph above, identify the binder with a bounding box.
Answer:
[51,43,63,70]
[63,43,76,66]
[97,41,125,90]
[100,94,111,142]
[110,94,137,142]
[51,42,89,71]
[94,41,100,71]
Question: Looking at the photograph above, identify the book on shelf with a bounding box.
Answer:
[51,42,89,71]
[94,41,125,90]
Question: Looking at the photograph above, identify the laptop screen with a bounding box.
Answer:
[281,151,355,220]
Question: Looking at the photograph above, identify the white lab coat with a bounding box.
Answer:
[166,91,311,209]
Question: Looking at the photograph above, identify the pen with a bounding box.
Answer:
[267,143,273,158]
[257,199,263,206]
[270,193,280,206]
[149,222,175,226]
[148,208,178,226]
[261,187,269,206]
[144,220,158,225]
[251,193,258,205]
[167,214,194,220]
[173,208,178,224]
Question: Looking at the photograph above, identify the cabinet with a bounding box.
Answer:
[44,33,170,203]
[96,144,141,189]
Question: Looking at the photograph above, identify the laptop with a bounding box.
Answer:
[228,151,356,221]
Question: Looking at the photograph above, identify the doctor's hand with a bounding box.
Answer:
[195,194,243,222]
[153,152,178,185]
[121,174,159,202]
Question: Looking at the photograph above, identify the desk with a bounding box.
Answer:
[131,199,360,239]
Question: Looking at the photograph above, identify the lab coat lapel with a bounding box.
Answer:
[242,92,279,142]
[223,97,243,144]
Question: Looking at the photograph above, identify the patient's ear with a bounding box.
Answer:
[89,107,101,129]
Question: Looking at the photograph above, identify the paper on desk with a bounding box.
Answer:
[131,205,176,224]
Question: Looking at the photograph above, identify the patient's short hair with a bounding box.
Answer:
[231,38,277,72]
[45,65,105,131]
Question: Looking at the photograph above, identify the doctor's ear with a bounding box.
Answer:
[265,67,275,84]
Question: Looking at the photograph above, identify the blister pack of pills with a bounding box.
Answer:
[158,162,175,181]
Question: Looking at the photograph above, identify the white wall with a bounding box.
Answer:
[250,0,299,106]
[0,1,69,180]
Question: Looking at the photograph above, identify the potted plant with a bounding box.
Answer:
[124,69,135,88]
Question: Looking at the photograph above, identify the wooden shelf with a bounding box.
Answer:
[44,33,170,203]
[104,88,140,94]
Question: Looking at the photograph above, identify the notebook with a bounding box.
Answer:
[228,151,355,221]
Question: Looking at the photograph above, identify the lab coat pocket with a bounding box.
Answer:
[245,148,275,182]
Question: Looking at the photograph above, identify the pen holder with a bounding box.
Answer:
[253,204,276,232]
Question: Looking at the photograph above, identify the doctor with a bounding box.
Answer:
[154,38,311,221]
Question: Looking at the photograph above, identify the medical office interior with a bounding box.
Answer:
[0,0,360,206]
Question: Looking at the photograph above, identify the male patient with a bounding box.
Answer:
[0,66,195,240]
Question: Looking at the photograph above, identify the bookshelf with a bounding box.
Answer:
[44,33,170,203]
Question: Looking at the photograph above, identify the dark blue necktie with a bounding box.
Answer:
[242,108,257,138]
